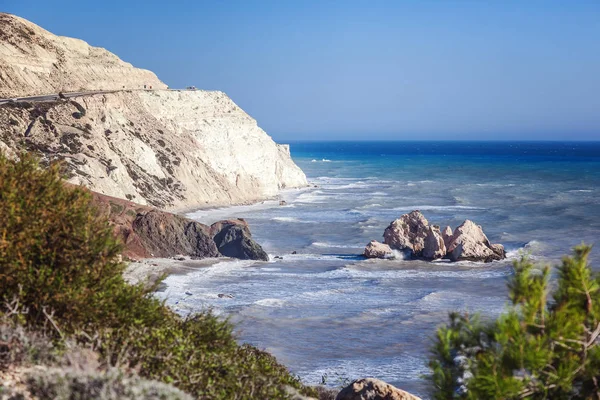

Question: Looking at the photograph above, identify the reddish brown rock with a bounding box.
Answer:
[90,190,267,261]
[132,210,219,259]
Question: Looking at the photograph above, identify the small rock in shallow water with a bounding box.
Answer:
[184,291,192,296]
[291,250,297,254]
[363,240,393,259]
[218,293,234,299]
[336,378,421,400]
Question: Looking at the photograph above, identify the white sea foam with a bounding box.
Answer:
[356,203,383,209]
[475,183,516,187]
[311,242,364,249]
[331,182,371,190]
[339,265,513,280]
[272,216,301,223]
[295,190,331,204]
[254,298,286,308]
[392,205,486,212]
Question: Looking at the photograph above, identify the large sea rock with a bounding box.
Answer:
[383,210,429,257]
[447,220,506,262]
[336,378,421,400]
[372,211,505,262]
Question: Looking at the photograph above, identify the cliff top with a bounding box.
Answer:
[0,13,166,97]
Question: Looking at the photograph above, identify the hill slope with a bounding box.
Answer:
[0,14,307,210]
[0,13,165,97]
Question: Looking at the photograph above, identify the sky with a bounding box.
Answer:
[2,0,600,141]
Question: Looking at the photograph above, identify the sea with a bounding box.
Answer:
[158,141,600,398]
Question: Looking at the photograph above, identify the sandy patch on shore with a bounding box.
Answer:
[124,257,223,287]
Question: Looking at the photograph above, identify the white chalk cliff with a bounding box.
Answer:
[0,13,166,97]
[0,13,307,210]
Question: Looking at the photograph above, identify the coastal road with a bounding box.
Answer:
[0,89,121,105]
[0,88,196,105]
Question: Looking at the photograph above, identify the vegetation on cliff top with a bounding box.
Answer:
[0,154,313,399]
[430,245,600,399]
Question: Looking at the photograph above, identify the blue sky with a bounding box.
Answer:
[3,0,600,141]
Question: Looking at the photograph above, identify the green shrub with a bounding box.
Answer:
[0,154,312,399]
[0,153,165,334]
[429,245,600,399]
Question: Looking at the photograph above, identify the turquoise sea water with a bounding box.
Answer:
[160,141,600,398]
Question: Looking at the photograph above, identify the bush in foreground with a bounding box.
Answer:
[26,367,194,400]
[0,321,191,400]
[429,245,600,399]
[0,154,312,399]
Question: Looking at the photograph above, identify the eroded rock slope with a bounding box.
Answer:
[0,91,307,210]
[0,14,307,210]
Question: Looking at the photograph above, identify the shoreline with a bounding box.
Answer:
[181,185,316,224]
[124,257,224,287]
[169,184,314,215]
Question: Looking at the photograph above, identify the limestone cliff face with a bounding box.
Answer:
[0,90,307,210]
[0,14,307,210]
[0,13,166,97]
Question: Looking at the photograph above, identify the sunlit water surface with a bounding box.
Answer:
[158,141,600,398]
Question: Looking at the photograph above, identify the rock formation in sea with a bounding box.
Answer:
[422,225,446,260]
[364,240,394,259]
[336,378,422,400]
[446,219,506,262]
[0,13,307,211]
[383,210,429,257]
[441,225,454,249]
[368,210,505,262]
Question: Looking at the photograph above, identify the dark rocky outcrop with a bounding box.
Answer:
[132,211,219,259]
[90,190,268,261]
[368,210,505,262]
[210,219,269,261]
